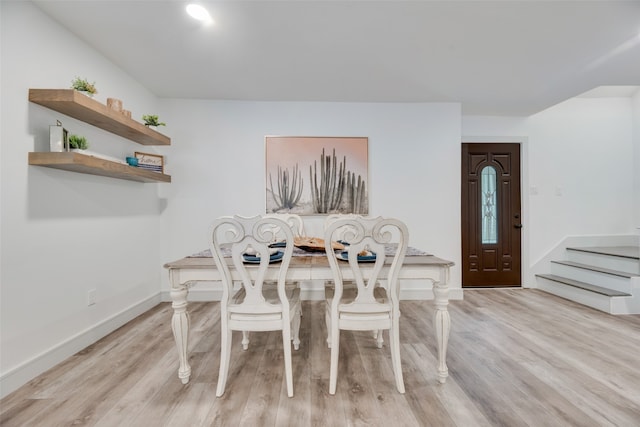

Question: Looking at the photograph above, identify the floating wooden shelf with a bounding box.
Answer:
[29,152,171,183]
[29,89,171,146]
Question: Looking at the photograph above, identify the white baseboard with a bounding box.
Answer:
[0,294,162,399]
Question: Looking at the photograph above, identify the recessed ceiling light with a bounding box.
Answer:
[186,4,212,23]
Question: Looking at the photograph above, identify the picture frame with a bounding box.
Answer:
[265,136,369,215]
[49,120,68,152]
[134,151,164,173]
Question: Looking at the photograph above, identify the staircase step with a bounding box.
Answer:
[567,246,639,260]
[565,246,639,275]
[536,274,631,297]
[550,260,637,278]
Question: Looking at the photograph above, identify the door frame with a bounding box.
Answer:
[461,137,530,288]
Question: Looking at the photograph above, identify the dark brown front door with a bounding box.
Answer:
[461,143,522,287]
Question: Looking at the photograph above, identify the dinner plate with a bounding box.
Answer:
[242,250,284,263]
[269,241,287,248]
[336,251,377,262]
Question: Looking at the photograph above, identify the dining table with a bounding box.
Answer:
[163,244,454,386]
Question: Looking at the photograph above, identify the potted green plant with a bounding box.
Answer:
[142,114,166,128]
[70,77,97,97]
[66,134,89,151]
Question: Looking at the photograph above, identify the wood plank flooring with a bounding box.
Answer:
[2,289,640,426]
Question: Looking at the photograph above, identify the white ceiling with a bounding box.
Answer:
[32,0,640,116]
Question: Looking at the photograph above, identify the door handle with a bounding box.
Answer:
[514,223,523,229]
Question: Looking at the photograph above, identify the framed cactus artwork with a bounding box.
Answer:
[265,136,369,215]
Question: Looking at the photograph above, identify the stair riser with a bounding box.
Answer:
[566,251,639,275]
[537,277,616,313]
[549,264,633,294]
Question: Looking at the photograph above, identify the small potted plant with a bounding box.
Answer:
[66,134,89,151]
[142,114,166,128]
[70,77,97,97]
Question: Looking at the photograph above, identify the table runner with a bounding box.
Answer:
[189,244,431,258]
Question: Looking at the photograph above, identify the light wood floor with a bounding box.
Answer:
[2,289,640,426]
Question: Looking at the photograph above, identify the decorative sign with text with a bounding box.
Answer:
[135,152,164,173]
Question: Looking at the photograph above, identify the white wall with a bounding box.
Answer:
[0,2,166,397]
[463,96,635,284]
[158,100,463,295]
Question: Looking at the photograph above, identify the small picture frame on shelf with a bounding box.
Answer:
[49,120,68,152]
[134,152,164,173]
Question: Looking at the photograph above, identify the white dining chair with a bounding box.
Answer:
[324,214,384,346]
[325,215,362,246]
[263,213,306,285]
[239,213,306,351]
[323,216,409,394]
[209,215,302,397]
[264,213,306,238]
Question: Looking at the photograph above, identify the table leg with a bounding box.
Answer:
[433,267,450,384]
[170,273,191,384]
